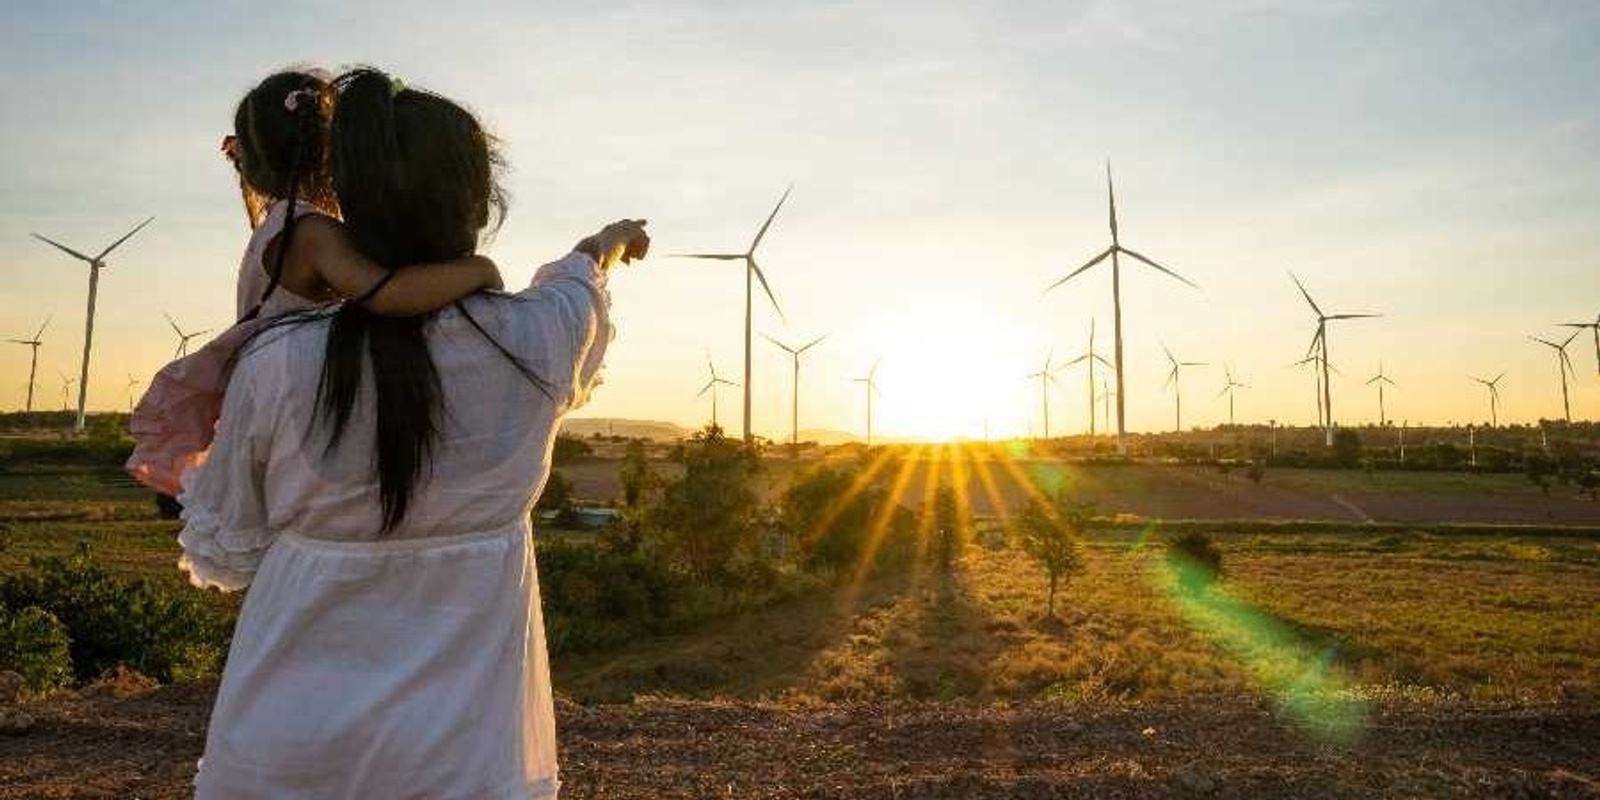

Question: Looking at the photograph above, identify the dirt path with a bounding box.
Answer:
[2,685,1596,799]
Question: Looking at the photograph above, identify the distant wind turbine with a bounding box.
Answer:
[32,217,155,432]
[1218,365,1248,427]
[1293,353,1325,430]
[1560,313,1599,376]
[8,315,50,412]
[763,332,827,449]
[697,355,738,429]
[1096,385,1115,434]
[1026,351,1063,440]
[1059,319,1113,436]
[1470,373,1505,428]
[125,374,142,413]
[1530,332,1579,423]
[57,371,76,412]
[1290,272,1380,446]
[1365,363,1397,426]
[1161,344,1205,432]
[672,186,792,443]
[1045,163,1197,455]
[163,312,212,359]
[853,359,882,446]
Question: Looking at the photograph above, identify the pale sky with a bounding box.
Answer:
[2,1,1597,440]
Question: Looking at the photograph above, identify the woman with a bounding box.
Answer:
[177,67,647,799]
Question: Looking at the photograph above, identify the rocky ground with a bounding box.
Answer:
[2,681,1597,799]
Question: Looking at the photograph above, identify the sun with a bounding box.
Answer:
[855,296,1033,442]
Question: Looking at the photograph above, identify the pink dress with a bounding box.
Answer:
[127,200,326,496]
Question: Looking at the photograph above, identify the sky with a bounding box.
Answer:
[2,0,1598,441]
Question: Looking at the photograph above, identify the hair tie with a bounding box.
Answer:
[283,88,318,113]
[389,76,406,97]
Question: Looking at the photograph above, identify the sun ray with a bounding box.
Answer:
[847,446,926,591]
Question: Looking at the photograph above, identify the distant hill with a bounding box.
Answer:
[795,428,862,446]
[561,418,690,442]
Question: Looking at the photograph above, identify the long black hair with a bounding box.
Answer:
[231,70,334,320]
[319,68,511,532]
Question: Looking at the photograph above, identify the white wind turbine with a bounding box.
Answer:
[57,371,76,412]
[673,186,792,443]
[163,312,213,359]
[1218,365,1249,427]
[1059,319,1113,436]
[126,374,142,413]
[1161,344,1206,432]
[1025,351,1063,440]
[763,333,828,450]
[697,354,739,430]
[1530,332,1579,423]
[1559,313,1599,377]
[1290,272,1380,446]
[8,315,51,412]
[853,359,882,446]
[1045,162,1198,455]
[32,217,156,432]
[1470,373,1505,428]
[1365,363,1397,426]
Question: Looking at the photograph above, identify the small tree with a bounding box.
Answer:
[618,439,653,509]
[930,485,966,572]
[1166,532,1224,592]
[645,425,762,581]
[1015,491,1091,617]
[552,434,593,465]
[1331,429,1362,468]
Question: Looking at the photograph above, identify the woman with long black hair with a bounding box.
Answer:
[177,67,647,799]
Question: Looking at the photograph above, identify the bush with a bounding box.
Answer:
[0,603,73,695]
[0,550,232,683]
[536,538,681,655]
[552,434,594,465]
[1166,532,1224,591]
[644,426,763,580]
[1014,492,1091,617]
[779,463,915,575]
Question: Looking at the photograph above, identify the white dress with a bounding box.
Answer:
[178,252,611,800]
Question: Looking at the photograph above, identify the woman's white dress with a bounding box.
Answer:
[177,252,610,799]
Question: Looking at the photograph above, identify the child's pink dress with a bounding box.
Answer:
[127,201,326,495]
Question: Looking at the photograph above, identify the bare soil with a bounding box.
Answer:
[2,684,1597,799]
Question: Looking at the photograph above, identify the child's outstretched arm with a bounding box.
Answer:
[280,216,503,315]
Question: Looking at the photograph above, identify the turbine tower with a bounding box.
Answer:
[31,217,155,432]
[763,332,827,450]
[126,374,142,413]
[1293,353,1325,430]
[1530,332,1579,423]
[163,312,212,359]
[1218,365,1248,427]
[1060,319,1113,436]
[1290,272,1380,446]
[1365,363,1397,426]
[673,186,792,443]
[1026,351,1063,440]
[57,371,76,412]
[1470,373,1505,428]
[8,315,50,412]
[1161,344,1205,432]
[1560,313,1599,376]
[1045,162,1197,455]
[853,359,882,446]
[697,355,738,430]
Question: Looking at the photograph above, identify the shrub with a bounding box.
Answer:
[779,463,915,575]
[1166,532,1224,591]
[644,426,763,580]
[0,550,232,683]
[536,537,680,655]
[552,434,594,465]
[1332,430,1362,468]
[1014,492,1091,617]
[0,603,73,695]
[930,485,967,572]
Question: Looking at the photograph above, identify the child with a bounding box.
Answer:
[128,70,500,498]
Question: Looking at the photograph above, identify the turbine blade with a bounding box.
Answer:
[749,184,794,253]
[762,333,796,354]
[34,314,52,340]
[1494,372,1505,383]
[698,381,714,397]
[1288,271,1324,317]
[1121,247,1198,289]
[163,312,183,337]
[95,216,155,260]
[1561,330,1580,347]
[797,333,829,353]
[1530,336,1558,349]
[31,233,94,262]
[670,253,745,260]
[1105,160,1119,240]
[749,260,786,323]
[1043,247,1114,294]
[193,329,213,338]
[1061,354,1091,367]
[1327,313,1381,320]
[1182,361,1207,367]
[1093,354,1113,368]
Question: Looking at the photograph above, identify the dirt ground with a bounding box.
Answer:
[2,684,1596,799]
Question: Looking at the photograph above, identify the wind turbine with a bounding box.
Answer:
[57,371,76,412]
[1218,366,1248,427]
[1293,353,1325,429]
[1161,344,1205,432]
[763,332,827,449]
[1365,363,1397,426]
[8,315,50,412]
[1096,385,1115,434]
[31,217,156,432]
[1530,332,1579,422]
[125,374,142,413]
[673,186,792,443]
[163,312,212,359]
[1026,351,1063,440]
[1059,319,1113,436]
[1290,272,1380,446]
[853,359,882,446]
[1470,373,1505,428]
[697,355,738,429]
[1560,313,1599,376]
[1045,162,1197,455]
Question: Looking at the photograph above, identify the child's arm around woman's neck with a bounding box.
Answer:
[268,215,502,315]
